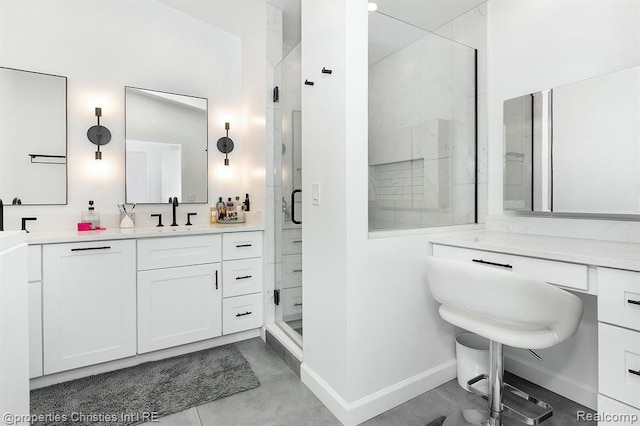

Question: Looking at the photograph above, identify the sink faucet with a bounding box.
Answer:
[169,197,179,226]
[0,199,3,231]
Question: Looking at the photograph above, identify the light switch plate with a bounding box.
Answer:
[311,183,320,205]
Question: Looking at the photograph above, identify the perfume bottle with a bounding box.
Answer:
[82,200,100,229]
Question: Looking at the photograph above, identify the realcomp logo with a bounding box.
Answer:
[577,410,639,423]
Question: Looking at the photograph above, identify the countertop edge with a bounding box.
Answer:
[26,223,265,245]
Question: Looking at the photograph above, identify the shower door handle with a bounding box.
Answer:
[291,189,302,224]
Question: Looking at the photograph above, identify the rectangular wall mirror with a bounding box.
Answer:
[125,86,208,204]
[0,67,67,205]
[503,65,640,216]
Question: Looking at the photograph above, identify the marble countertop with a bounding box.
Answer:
[26,222,264,245]
[429,230,640,271]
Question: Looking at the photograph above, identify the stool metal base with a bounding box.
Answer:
[467,374,553,425]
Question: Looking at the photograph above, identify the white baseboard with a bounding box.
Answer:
[301,360,456,426]
[504,353,597,410]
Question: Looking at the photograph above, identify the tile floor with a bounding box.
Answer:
[153,337,595,426]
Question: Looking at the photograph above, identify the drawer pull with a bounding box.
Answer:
[215,270,219,290]
[472,259,513,269]
[236,243,253,248]
[293,269,302,273]
[292,240,303,243]
[236,275,253,280]
[293,302,303,307]
[629,369,640,377]
[627,299,640,306]
[71,246,111,252]
[236,311,252,317]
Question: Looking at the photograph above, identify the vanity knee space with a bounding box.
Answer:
[27,230,264,380]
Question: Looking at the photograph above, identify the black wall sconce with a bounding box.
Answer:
[216,122,234,166]
[87,107,111,160]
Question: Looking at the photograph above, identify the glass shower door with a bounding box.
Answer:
[273,43,303,346]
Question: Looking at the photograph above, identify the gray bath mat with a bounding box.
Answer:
[425,416,446,426]
[31,344,260,425]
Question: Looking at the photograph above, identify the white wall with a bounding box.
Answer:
[487,0,640,222]
[0,0,266,231]
[301,1,487,424]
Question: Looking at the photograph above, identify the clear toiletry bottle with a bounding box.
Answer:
[226,197,235,209]
[210,204,217,224]
[82,200,100,229]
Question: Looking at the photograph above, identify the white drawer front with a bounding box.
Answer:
[223,258,263,298]
[432,244,588,291]
[138,235,222,270]
[597,394,640,425]
[283,254,302,289]
[28,245,41,282]
[283,229,303,255]
[599,267,640,331]
[283,287,303,319]
[223,293,263,335]
[599,323,640,409]
[223,231,263,260]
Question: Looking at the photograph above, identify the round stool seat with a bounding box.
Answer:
[426,257,583,349]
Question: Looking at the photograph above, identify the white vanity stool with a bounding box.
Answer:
[425,257,584,426]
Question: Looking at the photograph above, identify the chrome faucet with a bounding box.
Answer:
[0,199,3,231]
[169,197,179,226]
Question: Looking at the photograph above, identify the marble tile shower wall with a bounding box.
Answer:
[369,30,476,230]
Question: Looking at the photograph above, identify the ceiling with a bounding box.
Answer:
[267,0,486,49]
[156,0,486,61]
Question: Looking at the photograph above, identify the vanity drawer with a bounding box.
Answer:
[138,235,222,270]
[599,322,640,409]
[223,231,263,260]
[283,254,302,289]
[597,394,640,425]
[598,267,640,331]
[283,287,303,318]
[28,245,41,282]
[222,293,263,335]
[432,244,588,291]
[222,258,263,298]
[283,229,303,255]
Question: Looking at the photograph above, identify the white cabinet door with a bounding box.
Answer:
[138,263,222,353]
[43,240,136,374]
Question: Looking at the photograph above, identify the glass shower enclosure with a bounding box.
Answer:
[273,43,303,345]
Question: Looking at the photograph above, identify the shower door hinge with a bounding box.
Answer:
[273,86,279,103]
[274,289,281,305]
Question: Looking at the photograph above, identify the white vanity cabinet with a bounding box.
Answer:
[597,267,640,419]
[222,231,264,335]
[42,240,136,374]
[137,235,222,353]
[27,245,43,378]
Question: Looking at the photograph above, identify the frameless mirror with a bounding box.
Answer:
[0,67,67,205]
[125,86,208,204]
[503,65,640,216]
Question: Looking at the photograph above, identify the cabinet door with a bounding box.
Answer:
[138,263,222,353]
[43,240,136,374]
